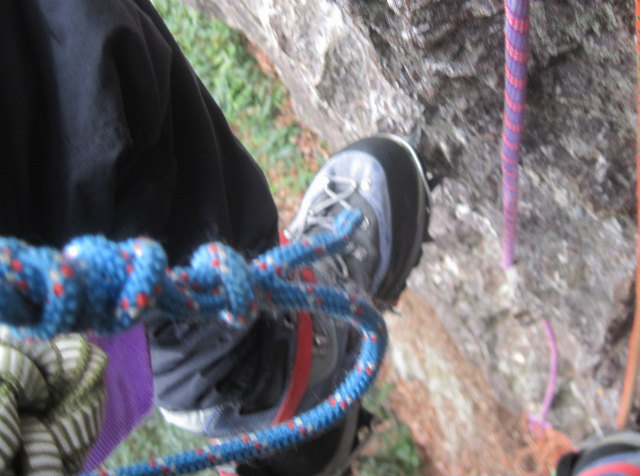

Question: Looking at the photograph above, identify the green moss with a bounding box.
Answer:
[355,383,423,476]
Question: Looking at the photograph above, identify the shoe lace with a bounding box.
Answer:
[290,176,369,282]
[298,176,357,233]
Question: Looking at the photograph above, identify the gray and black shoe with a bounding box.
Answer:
[288,133,431,302]
[237,134,432,476]
[153,134,432,476]
[556,430,640,476]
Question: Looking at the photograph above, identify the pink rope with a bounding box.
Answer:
[501,1,559,435]
[528,319,559,434]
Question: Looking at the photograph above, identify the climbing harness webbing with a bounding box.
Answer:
[0,209,387,476]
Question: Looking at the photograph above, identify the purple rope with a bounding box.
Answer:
[501,0,530,269]
[501,0,560,436]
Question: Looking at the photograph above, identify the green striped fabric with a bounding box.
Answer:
[0,330,107,475]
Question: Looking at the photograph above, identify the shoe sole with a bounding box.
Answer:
[343,134,432,301]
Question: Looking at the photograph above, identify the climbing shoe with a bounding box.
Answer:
[152,134,431,476]
[235,134,432,476]
[151,269,365,476]
[287,133,432,302]
[556,430,640,476]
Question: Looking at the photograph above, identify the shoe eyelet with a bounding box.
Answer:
[360,178,372,192]
[360,216,370,231]
[352,247,368,261]
[283,313,296,329]
[313,335,329,347]
[313,334,330,357]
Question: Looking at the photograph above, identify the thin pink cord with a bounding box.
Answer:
[528,319,558,435]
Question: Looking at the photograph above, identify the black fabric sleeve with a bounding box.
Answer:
[0,0,278,262]
[1,0,279,410]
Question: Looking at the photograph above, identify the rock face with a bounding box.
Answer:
[187,0,636,447]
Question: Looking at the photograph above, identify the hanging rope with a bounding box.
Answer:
[501,0,565,440]
[501,0,530,269]
[0,209,388,476]
[502,0,558,430]
[0,332,107,476]
[527,319,558,433]
[616,0,640,430]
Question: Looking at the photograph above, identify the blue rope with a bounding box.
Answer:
[0,209,387,476]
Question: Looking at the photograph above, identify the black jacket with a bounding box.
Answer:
[1,0,278,409]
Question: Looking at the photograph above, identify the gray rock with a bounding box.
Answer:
[185,0,637,440]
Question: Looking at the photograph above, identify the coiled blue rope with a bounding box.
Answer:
[0,209,387,476]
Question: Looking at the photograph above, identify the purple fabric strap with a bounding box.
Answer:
[501,0,530,268]
[84,324,154,471]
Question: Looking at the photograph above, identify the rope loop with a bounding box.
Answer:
[0,210,364,338]
[0,331,107,475]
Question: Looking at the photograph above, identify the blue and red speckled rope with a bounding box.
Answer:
[0,209,387,476]
[501,0,530,269]
[0,210,373,340]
